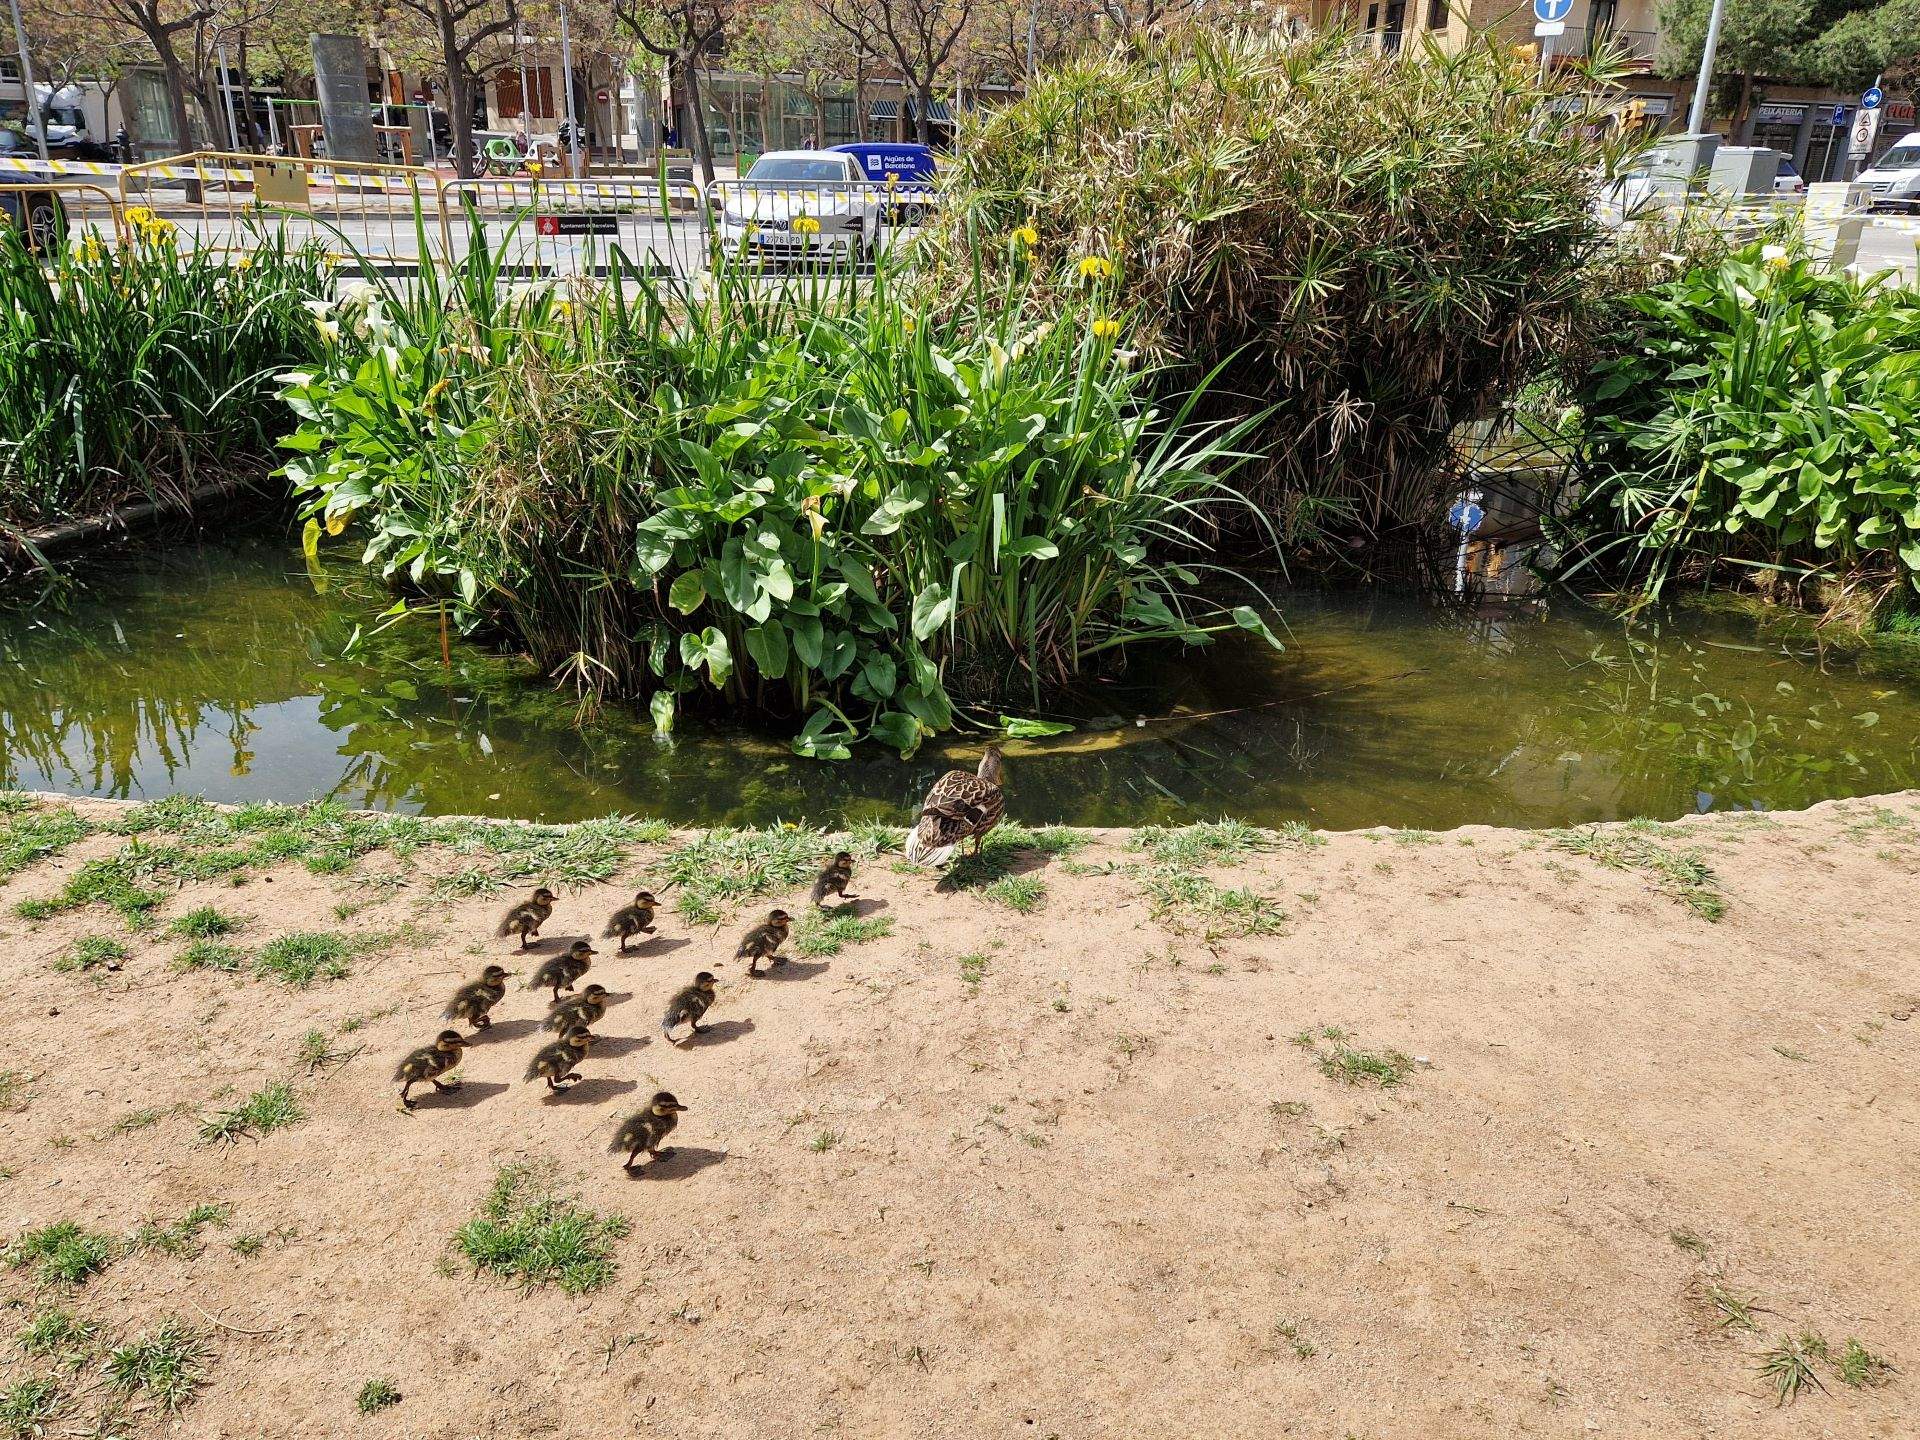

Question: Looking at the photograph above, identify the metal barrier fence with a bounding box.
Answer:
[1,180,126,253]
[439,174,705,278]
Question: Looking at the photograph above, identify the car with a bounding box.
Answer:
[0,174,66,253]
[717,150,885,258]
[1769,152,1806,195]
[0,123,114,165]
[1858,131,1920,213]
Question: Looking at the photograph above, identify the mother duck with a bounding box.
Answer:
[905,746,1006,867]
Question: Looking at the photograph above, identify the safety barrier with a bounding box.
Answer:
[439,174,705,278]
[707,178,941,265]
[0,180,127,254]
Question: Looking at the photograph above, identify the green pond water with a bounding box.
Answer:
[5,530,1920,830]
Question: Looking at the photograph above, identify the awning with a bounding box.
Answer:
[921,100,953,123]
[868,100,900,121]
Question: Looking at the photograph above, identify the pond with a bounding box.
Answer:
[5,529,1919,830]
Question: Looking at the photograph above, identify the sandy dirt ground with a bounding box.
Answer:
[0,793,1915,1439]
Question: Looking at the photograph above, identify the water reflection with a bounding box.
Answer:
[3,531,1917,828]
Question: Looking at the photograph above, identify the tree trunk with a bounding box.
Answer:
[683,53,714,186]
[441,10,476,179]
[239,38,257,151]
[914,81,932,144]
[1733,73,1754,139]
[854,67,866,141]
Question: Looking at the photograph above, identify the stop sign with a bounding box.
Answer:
[595,89,610,104]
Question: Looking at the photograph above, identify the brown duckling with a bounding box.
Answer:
[660,970,720,1044]
[526,940,595,1002]
[735,908,792,976]
[497,887,557,948]
[545,982,611,1034]
[602,891,659,953]
[442,964,511,1030]
[524,1025,597,1092]
[394,1029,470,1111]
[610,1091,689,1172]
[810,852,855,908]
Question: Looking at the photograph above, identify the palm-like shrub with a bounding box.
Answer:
[928,27,1642,552]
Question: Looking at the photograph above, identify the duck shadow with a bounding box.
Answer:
[545,1077,639,1105]
[938,846,1055,893]
[473,1018,542,1043]
[759,959,829,982]
[410,1079,509,1112]
[622,935,692,958]
[592,1034,651,1058]
[626,1146,727,1181]
[818,898,888,919]
[675,1018,756,1048]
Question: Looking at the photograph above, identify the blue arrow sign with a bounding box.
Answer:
[1534,0,1574,20]
[1449,500,1485,536]
[1861,86,1884,111]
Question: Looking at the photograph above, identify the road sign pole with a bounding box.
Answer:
[5,0,49,164]
[1538,33,1554,83]
[1686,0,1727,135]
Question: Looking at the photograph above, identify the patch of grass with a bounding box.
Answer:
[227,1226,297,1258]
[1669,1228,1709,1258]
[808,1130,843,1153]
[1771,1045,1810,1063]
[1700,1281,1761,1333]
[104,1319,208,1413]
[451,1162,630,1295]
[15,1307,96,1363]
[198,1082,303,1144]
[165,906,240,939]
[128,1203,232,1258]
[1837,1337,1893,1388]
[106,1107,168,1136]
[1549,825,1725,920]
[794,911,895,958]
[1758,1332,1828,1406]
[1293,1026,1412,1088]
[172,939,243,972]
[0,801,92,881]
[5,1222,115,1287]
[0,1072,28,1113]
[1391,829,1439,846]
[254,932,352,986]
[355,1378,402,1415]
[958,952,988,993]
[0,1378,59,1437]
[943,823,1085,888]
[655,827,821,922]
[55,935,128,974]
[1132,819,1271,867]
[1273,1318,1317,1359]
[983,874,1046,912]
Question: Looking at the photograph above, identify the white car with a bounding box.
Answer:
[1769,152,1806,195]
[716,151,882,258]
[1858,132,1920,213]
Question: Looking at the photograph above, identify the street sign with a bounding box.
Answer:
[1449,500,1485,536]
[536,214,618,236]
[1849,105,1882,159]
[1830,105,1848,127]
[1532,0,1574,20]
[1534,19,1566,36]
[1860,85,1883,111]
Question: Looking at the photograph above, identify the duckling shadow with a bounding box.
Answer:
[683,1018,756,1047]
[592,1034,651,1058]
[411,1080,509,1111]
[761,959,829,982]
[820,898,888,919]
[546,1077,639,1105]
[629,1146,727,1181]
[473,1018,542,1043]
[624,935,692,958]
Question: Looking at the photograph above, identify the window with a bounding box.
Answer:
[0,59,19,82]
[1426,0,1449,29]
[495,69,556,121]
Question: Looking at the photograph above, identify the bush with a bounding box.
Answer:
[0,218,329,559]
[284,225,1280,754]
[1560,242,1920,610]
[927,28,1641,552]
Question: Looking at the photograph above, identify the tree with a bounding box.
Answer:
[69,0,208,155]
[379,0,522,176]
[18,13,139,134]
[825,0,973,144]
[1801,0,1920,88]
[613,0,734,183]
[1656,0,1813,131]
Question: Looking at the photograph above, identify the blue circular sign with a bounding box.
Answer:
[1861,86,1884,111]
[1534,0,1574,18]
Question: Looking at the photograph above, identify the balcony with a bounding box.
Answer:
[1555,26,1658,67]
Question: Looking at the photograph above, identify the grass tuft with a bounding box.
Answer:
[198,1082,304,1145]
[166,906,241,939]
[1837,1337,1893,1389]
[1758,1332,1828,1406]
[128,1203,233,1258]
[55,935,128,974]
[1549,825,1725,920]
[254,932,353,986]
[0,1378,59,1437]
[15,1307,95,1362]
[104,1319,208,1413]
[451,1162,629,1295]
[1292,1026,1412,1088]
[173,939,243,972]
[355,1377,402,1415]
[4,1221,115,1286]
[795,910,894,957]
[1132,819,1272,866]
[984,874,1047,913]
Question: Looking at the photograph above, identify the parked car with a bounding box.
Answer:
[1858,131,1920,213]
[0,174,65,253]
[718,150,891,258]
[1769,152,1806,195]
[0,123,114,164]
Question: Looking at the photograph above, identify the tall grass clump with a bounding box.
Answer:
[284,211,1280,753]
[927,27,1645,554]
[0,217,329,570]
[1557,242,1920,618]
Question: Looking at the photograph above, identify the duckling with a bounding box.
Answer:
[394,1029,470,1111]
[610,1091,689,1172]
[660,971,720,1044]
[524,1025,597,1092]
[906,745,1006,866]
[810,852,856,908]
[526,939,595,1002]
[442,964,511,1030]
[602,891,659,953]
[545,982,611,1034]
[735,908,792,976]
[497,887,557,948]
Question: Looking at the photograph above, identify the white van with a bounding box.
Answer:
[1858,131,1920,212]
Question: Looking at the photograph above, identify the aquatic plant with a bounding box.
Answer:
[926,27,1645,553]
[282,212,1280,755]
[0,222,330,569]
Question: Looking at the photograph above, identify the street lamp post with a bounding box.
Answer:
[5,0,50,164]
[1685,0,1727,136]
[559,0,581,174]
